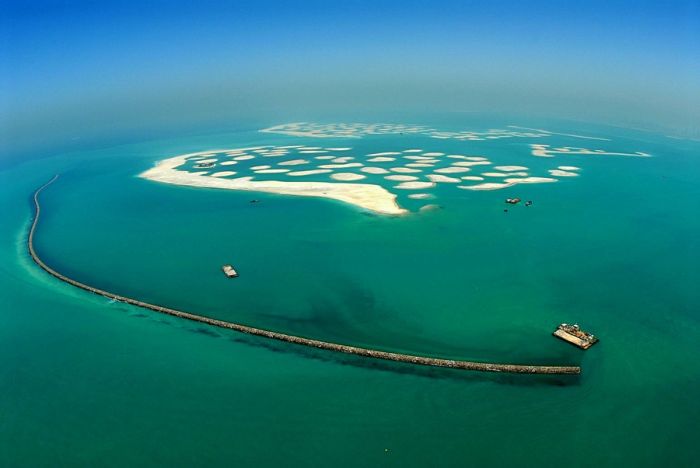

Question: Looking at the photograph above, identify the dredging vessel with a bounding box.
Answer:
[553,323,598,349]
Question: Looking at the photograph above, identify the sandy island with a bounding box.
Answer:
[140,152,407,215]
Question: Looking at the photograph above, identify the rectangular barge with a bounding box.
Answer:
[222,264,238,278]
[553,323,598,349]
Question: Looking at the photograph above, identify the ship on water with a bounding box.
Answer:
[553,323,598,349]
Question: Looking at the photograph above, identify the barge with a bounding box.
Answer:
[553,323,598,349]
[222,264,238,278]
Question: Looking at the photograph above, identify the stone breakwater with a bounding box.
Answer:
[28,176,580,375]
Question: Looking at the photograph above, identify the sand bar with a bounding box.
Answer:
[140,152,406,215]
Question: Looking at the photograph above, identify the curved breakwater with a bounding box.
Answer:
[28,175,580,375]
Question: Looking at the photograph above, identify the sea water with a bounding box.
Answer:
[1,114,698,466]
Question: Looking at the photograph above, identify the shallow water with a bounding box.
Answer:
[2,115,699,466]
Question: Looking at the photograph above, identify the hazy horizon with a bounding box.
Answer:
[2,1,699,158]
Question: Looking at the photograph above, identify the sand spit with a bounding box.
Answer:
[331,173,366,181]
[458,182,515,191]
[427,174,460,183]
[452,161,491,167]
[320,163,363,169]
[505,177,558,184]
[287,169,333,176]
[367,157,395,162]
[549,169,579,177]
[368,152,401,156]
[390,167,421,173]
[532,144,650,158]
[361,167,390,174]
[279,159,309,166]
[494,166,528,171]
[255,169,290,174]
[394,181,435,190]
[140,153,406,215]
[435,167,471,174]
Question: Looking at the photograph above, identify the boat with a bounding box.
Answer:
[553,323,598,349]
[505,197,521,204]
[222,264,238,278]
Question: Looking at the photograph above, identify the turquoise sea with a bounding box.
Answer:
[1,114,699,466]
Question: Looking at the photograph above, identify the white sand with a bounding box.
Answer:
[197,159,217,164]
[327,147,351,151]
[558,166,581,171]
[320,163,363,169]
[435,167,471,174]
[465,156,488,161]
[458,182,515,191]
[235,155,256,161]
[361,167,390,174]
[315,156,335,160]
[390,167,421,173]
[299,150,327,154]
[255,169,290,174]
[405,156,437,160]
[447,155,468,159]
[505,177,557,184]
[403,149,423,153]
[331,157,354,163]
[452,161,491,167]
[427,174,460,183]
[287,169,333,176]
[331,173,366,181]
[423,152,444,156]
[482,172,509,177]
[408,193,433,199]
[406,163,434,168]
[278,159,309,166]
[549,169,579,177]
[211,171,237,177]
[140,153,405,215]
[220,161,238,166]
[419,204,440,212]
[385,175,418,181]
[251,165,271,170]
[461,176,485,181]
[394,181,435,190]
[494,166,528,171]
[367,152,401,156]
[367,157,395,162]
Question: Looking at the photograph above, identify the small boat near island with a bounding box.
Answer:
[222,264,238,278]
[553,323,598,349]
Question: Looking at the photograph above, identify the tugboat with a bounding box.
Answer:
[553,323,598,349]
[222,264,238,278]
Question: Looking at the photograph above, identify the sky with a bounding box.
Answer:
[1,0,699,158]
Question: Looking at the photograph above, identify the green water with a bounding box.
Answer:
[2,116,699,466]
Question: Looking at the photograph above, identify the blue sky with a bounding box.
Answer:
[1,0,699,156]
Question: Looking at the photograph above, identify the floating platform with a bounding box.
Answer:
[553,323,598,349]
[222,264,238,278]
